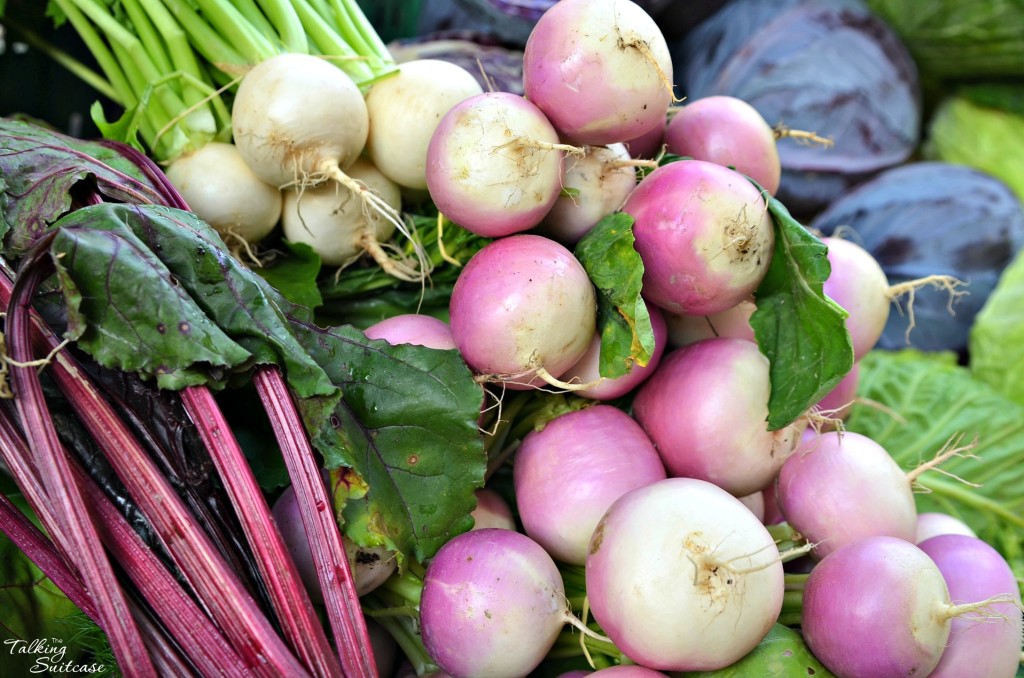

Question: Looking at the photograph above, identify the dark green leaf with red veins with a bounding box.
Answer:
[750,188,854,430]
[0,118,163,251]
[574,212,656,379]
[255,240,324,312]
[295,324,486,565]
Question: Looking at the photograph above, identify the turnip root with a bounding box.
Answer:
[586,478,784,671]
[523,0,674,145]
[165,141,282,248]
[231,53,426,280]
[426,92,573,238]
[623,160,775,316]
[365,59,484,191]
[448,234,597,389]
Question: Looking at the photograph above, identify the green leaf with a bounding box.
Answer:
[574,212,656,379]
[844,349,1024,579]
[679,625,834,678]
[297,326,486,564]
[0,118,162,251]
[970,247,1024,403]
[90,100,147,155]
[255,240,323,312]
[751,192,854,430]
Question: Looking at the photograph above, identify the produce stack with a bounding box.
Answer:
[0,0,1021,677]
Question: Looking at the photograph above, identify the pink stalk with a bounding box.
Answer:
[5,249,158,678]
[0,259,310,678]
[253,366,377,678]
[180,385,343,678]
[0,372,253,676]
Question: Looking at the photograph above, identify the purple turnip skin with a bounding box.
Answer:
[513,405,667,565]
[420,528,567,678]
[915,512,977,543]
[664,96,782,196]
[802,537,954,678]
[363,314,457,350]
[776,431,917,559]
[522,0,673,146]
[559,304,668,400]
[813,361,860,424]
[591,667,666,676]
[664,297,756,348]
[585,478,784,671]
[623,160,775,316]
[821,236,890,360]
[918,535,1022,678]
[426,92,564,238]
[631,338,804,497]
[448,234,597,389]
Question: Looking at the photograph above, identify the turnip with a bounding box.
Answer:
[448,234,597,389]
[165,141,282,248]
[536,143,640,246]
[631,338,805,497]
[622,160,775,316]
[802,536,1020,678]
[281,158,402,269]
[420,528,594,678]
[469,488,516,531]
[663,96,782,196]
[812,360,860,426]
[776,430,924,559]
[664,297,756,348]
[513,405,667,565]
[623,112,667,160]
[558,304,668,401]
[364,59,484,191]
[917,534,1023,678]
[591,667,666,677]
[363,314,457,351]
[585,477,784,671]
[231,53,426,280]
[915,511,977,543]
[822,235,966,359]
[271,484,396,600]
[523,0,674,146]
[426,91,577,238]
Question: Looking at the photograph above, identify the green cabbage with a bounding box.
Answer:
[924,93,1024,204]
[867,0,1024,78]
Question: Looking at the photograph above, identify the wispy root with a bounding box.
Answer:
[774,123,834,148]
[888,274,969,343]
[905,433,981,490]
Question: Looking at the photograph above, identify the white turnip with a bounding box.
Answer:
[585,477,784,671]
[915,512,977,543]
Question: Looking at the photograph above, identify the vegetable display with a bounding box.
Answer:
[0,0,1022,677]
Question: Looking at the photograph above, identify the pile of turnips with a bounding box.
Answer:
[164,0,1021,674]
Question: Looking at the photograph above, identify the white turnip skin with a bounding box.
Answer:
[915,512,977,543]
[776,431,917,559]
[632,338,805,497]
[536,143,638,246]
[523,0,674,146]
[448,234,597,389]
[585,477,784,671]
[270,484,396,600]
[801,536,1005,678]
[664,297,756,348]
[623,160,775,316]
[419,528,573,678]
[365,59,484,191]
[426,92,569,238]
[559,304,668,401]
[166,141,282,245]
[738,490,766,522]
[917,534,1022,678]
[821,236,890,360]
[663,96,781,196]
[513,405,667,565]
[470,488,516,531]
[363,314,457,351]
[232,53,425,281]
[281,158,401,267]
